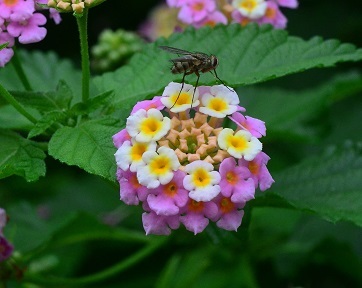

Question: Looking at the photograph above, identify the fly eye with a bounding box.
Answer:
[212,56,218,68]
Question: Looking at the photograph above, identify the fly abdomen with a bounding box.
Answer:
[171,62,190,74]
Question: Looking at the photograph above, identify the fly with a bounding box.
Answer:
[159,46,232,109]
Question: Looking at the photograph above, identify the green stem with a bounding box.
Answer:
[76,8,90,103]
[23,237,167,286]
[0,82,37,124]
[11,48,32,91]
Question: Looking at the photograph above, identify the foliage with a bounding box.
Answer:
[0,3,362,287]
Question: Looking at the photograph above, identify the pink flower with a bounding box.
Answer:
[0,32,15,67]
[0,208,7,234]
[180,198,218,234]
[0,236,13,262]
[0,208,13,262]
[193,10,227,28]
[166,0,189,7]
[117,169,149,205]
[273,0,298,8]
[213,195,244,231]
[35,0,62,24]
[147,170,188,216]
[9,0,35,22]
[7,12,47,44]
[229,112,266,138]
[131,96,165,115]
[112,128,131,149]
[219,157,255,203]
[0,0,26,20]
[239,152,274,191]
[178,0,216,24]
[258,1,287,29]
[48,8,62,24]
[142,210,180,235]
[230,9,252,26]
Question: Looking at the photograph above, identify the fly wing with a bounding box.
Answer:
[159,46,193,56]
[169,55,197,63]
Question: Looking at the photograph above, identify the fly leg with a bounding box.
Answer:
[210,69,234,92]
[191,71,200,110]
[170,71,187,109]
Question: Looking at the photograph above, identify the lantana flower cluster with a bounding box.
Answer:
[0,208,13,262]
[0,0,62,67]
[166,0,298,29]
[114,82,274,235]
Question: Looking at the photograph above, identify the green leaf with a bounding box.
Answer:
[70,90,115,116]
[239,72,362,141]
[28,111,65,139]
[6,202,79,253]
[0,105,36,130]
[0,129,46,181]
[10,80,73,113]
[0,50,83,97]
[0,42,8,50]
[48,118,121,181]
[270,142,362,227]
[94,24,362,107]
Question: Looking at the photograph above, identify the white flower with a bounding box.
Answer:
[161,82,200,112]
[126,108,171,143]
[115,140,157,172]
[217,128,262,161]
[137,146,181,189]
[199,85,239,118]
[183,160,221,201]
[232,0,267,19]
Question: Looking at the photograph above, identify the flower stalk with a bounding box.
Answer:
[76,8,90,103]
[0,83,37,124]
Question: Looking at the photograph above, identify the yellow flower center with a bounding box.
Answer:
[192,168,211,188]
[171,92,191,106]
[130,143,148,161]
[149,155,171,175]
[226,134,247,151]
[140,117,162,135]
[239,0,257,11]
[208,98,228,112]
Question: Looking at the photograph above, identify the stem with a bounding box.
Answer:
[23,237,167,286]
[11,48,32,91]
[77,8,90,103]
[0,82,37,124]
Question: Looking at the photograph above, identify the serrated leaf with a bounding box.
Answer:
[70,90,114,116]
[28,110,66,139]
[270,142,362,227]
[10,80,73,113]
[48,118,121,181]
[94,24,362,107]
[0,129,46,181]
